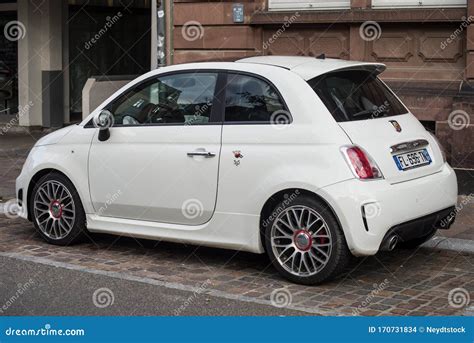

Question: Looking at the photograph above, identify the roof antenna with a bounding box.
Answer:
[316,53,325,60]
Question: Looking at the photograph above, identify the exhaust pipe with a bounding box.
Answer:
[387,235,398,251]
[381,234,399,252]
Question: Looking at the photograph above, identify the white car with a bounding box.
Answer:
[16,56,458,284]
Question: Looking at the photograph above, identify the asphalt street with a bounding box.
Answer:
[0,255,304,316]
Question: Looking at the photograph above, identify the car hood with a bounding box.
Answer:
[35,125,75,147]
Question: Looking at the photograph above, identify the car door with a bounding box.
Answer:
[217,72,293,214]
[88,71,224,225]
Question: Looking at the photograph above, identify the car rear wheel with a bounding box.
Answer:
[30,172,87,245]
[263,195,351,285]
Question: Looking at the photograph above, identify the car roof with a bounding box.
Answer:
[236,56,386,81]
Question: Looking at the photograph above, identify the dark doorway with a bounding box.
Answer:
[0,11,18,116]
[68,2,151,120]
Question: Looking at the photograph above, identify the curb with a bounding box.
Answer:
[422,236,474,254]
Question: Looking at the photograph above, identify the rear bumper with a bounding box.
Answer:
[15,166,31,220]
[320,163,458,256]
[379,206,455,251]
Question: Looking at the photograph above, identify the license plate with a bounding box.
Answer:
[393,148,431,171]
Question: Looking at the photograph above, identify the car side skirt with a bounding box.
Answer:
[86,212,265,254]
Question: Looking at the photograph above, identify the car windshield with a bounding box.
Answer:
[307,70,408,122]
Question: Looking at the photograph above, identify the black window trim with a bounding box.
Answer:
[84,69,226,128]
[220,70,293,125]
[84,68,293,128]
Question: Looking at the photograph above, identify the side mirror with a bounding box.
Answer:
[93,110,114,142]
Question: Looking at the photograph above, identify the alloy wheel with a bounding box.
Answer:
[270,205,332,277]
[33,180,76,240]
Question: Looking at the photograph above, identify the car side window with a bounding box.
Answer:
[107,72,218,126]
[224,73,288,123]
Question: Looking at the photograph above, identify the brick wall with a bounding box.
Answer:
[172,0,265,64]
[170,0,474,169]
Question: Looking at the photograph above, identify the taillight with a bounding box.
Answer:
[341,145,383,180]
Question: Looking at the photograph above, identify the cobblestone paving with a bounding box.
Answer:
[0,217,472,316]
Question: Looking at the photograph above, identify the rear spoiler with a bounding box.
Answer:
[293,62,387,81]
[330,64,386,76]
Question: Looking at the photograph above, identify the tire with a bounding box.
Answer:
[29,172,87,245]
[398,230,436,249]
[263,195,351,285]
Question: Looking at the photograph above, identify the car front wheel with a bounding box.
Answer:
[264,196,351,285]
[30,172,87,245]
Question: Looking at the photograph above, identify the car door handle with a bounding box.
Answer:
[187,151,216,158]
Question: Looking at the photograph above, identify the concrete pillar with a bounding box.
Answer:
[151,0,168,69]
[165,0,173,65]
[82,77,131,118]
[151,0,158,69]
[17,0,68,128]
[61,0,70,124]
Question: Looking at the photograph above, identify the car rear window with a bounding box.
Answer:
[308,70,408,122]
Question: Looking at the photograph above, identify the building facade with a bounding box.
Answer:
[0,0,472,169]
[0,0,151,127]
[169,0,474,169]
